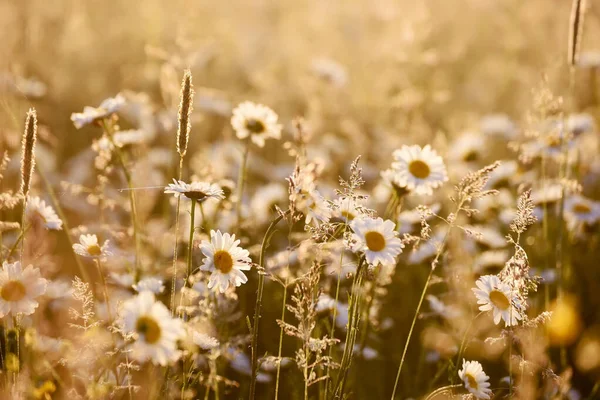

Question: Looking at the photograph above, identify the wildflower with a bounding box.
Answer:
[193,332,220,350]
[564,195,600,227]
[391,144,448,196]
[250,183,288,223]
[0,261,47,317]
[333,197,364,222]
[25,196,62,230]
[303,190,332,226]
[132,277,165,294]
[164,179,224,202]
[458,359,492,399]
[480,113,517,139]
[70,94,125,129]
[472,275,524,326]
[119,291,185,366]
[72,234,112,258]
[350,217,404,267]
[231,101,282,147]
[449,132,486,163]
[200,230,252,293]
[426,295,461,319]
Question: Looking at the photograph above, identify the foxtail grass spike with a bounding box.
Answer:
[20,108,38,198]
[177,69,194,157]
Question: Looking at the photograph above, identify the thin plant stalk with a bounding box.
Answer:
[37,164,91,283]
[186,198,197,283]
[95,259,112,322]
[390,197,464,399]
[101,119,141,275]
[170,157,184,316]
[249,210,289,400]
[235,144,250,233]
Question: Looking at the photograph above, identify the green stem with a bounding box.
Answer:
[249,210,289,400]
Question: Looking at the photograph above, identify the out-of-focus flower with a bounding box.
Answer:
[26,196,62,230]
[0,261,47,317]
[133,277,165,294]
[73,234,111,258]
[547,296,581,346]
[231,101,282,148]
[70,94,125,129]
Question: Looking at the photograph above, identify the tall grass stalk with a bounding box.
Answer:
[235,144,250,234]
[249,210,289,399]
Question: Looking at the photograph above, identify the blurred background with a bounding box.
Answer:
[2,0,600,398]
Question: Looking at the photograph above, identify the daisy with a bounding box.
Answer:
[472,275,524,326]
[164,179,224,202]
[480,113,518,139]
[119,291,185,366]
[199,230,252,293]
[449,132,486,163]
[133,277,165,294]
[73,234,112,258]
[333,197,365,222]
[25,196,62,230]
[250,183,288,223]
[70,94,125,129]
[231,101,282,147]
[0,261,47,317]
[350,217,404,267]
[193,332,220,350]
[391,145,448,196]
[458,359,492,399]
[564,195,600,226]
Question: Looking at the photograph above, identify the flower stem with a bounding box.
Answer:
[95,259,112,322]
[249,210,289,400]
[235,144,249,233]
[186,198,197,283]
[170,157,184,316]
[390,264,435,399]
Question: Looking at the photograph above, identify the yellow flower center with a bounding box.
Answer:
[365,231,386,252]
[246,118,265,134]
[408,160,431,179]
[489,289,510,311]
[135,316,162,344]
[463,150,479,162]
[573,203,591,214]
[214,250,234,273]
[87,244,102,256]
[341,211,355,221]
[465,373,479,390]
[1,281,26,302]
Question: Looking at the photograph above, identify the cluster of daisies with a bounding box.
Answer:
[4,72,599,400]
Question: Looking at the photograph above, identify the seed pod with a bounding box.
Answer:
[176,69,194,157]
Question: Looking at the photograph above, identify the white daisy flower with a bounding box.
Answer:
[350,217,404,267]
[567,113,595,136]
[472,275,524,326]
[564,195,600,226]
[119,291,185,366]
[426,295,461,319]
[391,145,448,196]
[303,190,332,226]
[133,277,165,294]
[250,183,288,224]
[113,129,149,147]
[231,101,282,147]
[0,261,47,317]
[480,113,518,139]
[70,94,125,129]
[164,179,225,202]
[458,359,492,399]
[25,196,62,230]
[333,197,365,222]
[193,332,220,350]
[72,234,112,258]
[449,132,486,163]
[199,230,252,293]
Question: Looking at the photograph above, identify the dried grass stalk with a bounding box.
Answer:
[176,69,194,157]
[20,108,38,197]
[568,0,586,67]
